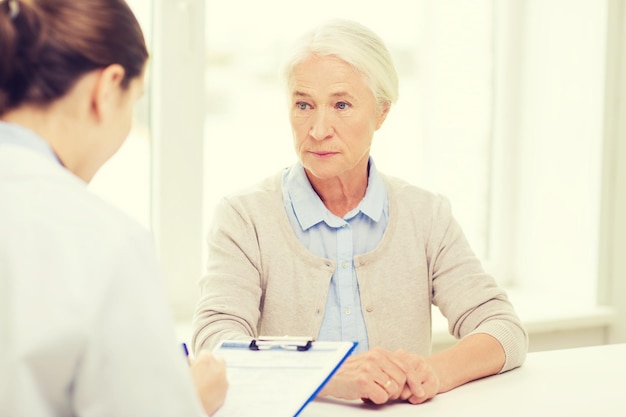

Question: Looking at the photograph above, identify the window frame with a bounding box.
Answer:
[150,0,207,320]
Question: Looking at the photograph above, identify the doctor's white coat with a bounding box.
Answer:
[0,123,207,417]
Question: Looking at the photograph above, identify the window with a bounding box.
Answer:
[489,0,606,307]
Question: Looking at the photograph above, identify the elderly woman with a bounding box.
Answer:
[192,19,527,405]
[0,0,226,415]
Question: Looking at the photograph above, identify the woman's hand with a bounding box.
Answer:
[318,347,410,404]
[318,347,440,405]
[190,350,228,416]
[393,349,440,404]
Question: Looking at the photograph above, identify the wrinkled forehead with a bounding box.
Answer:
[287,54,375,98]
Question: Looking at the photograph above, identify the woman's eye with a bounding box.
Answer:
[336,102,348,110]
[296,102,309,110]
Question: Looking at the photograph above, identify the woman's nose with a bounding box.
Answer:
[309,111,334,140]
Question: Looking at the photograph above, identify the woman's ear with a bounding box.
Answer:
[375,101,391,130]
[90,64,126,122]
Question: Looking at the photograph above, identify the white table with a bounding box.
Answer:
[301,343,625,417]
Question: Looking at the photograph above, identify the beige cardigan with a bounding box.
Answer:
[192,170,528,372]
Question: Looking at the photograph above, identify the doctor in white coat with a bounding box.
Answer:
[0,0,227,416]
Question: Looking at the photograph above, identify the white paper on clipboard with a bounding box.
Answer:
[211,338,357,417]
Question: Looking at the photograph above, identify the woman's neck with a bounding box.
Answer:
[306,166,369,218]
[2,104,93,182]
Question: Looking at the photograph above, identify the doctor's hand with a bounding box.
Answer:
[190,350,228,416]
[317,347,413,404]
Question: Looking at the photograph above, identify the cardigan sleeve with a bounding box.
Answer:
[428,195,528,372]
[191,196,261,353]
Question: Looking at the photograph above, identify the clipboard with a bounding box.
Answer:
[211,337,357,417]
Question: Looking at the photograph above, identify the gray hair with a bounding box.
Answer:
[282,19,399,109]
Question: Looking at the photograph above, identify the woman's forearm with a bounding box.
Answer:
[427,333,506,393]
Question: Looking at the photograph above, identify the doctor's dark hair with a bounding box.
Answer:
[0,0,148,116]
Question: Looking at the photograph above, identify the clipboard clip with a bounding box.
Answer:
[249,337,313,351]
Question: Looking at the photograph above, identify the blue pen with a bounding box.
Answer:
[182,342,190,365]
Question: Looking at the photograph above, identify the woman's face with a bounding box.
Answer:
[288,55,388,182]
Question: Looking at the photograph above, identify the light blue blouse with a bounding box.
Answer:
[281,158,389,353]
[0,121,60,164]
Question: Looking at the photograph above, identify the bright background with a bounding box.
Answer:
[89,0,626,352]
